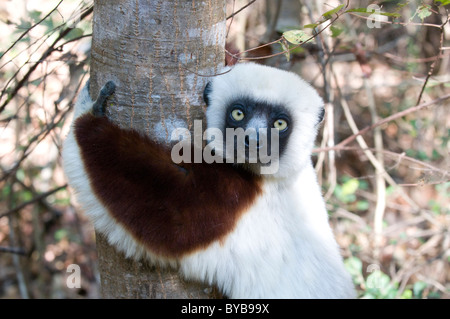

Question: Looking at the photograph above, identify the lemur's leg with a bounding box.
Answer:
[92,81,116,117]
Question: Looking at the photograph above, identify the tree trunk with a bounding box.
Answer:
[89,0,226,298]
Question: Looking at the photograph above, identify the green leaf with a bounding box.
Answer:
[342,178,359,196]
[15,19,32,33]
[344,257,363,280]
[2,185,11,198]
[428,291,441,299]
[346,8,371,13]
[401,289,413,299]
[322,4,345,18]
[346,8,401,18]
[413,281,427,298]
[434,0,450,6]
[417,5,432,21]
[356,200,369,211]
[330,25,343,37]
[29,10,43,23]
[366,270,390,290]
[303,23,319,29]
[282,30,311,45]
[64,27,84,41]
[54,229,69,241]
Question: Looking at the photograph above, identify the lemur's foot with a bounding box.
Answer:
[92,81,116,117]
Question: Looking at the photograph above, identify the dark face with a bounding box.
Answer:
[220,97,293,167]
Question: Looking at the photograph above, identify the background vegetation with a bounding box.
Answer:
[0,0,448,299]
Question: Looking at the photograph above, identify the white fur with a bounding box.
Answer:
[181,165,355,298]
[206,63,323,179]
[62,64,355,298]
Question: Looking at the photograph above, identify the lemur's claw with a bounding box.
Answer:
[92,81,116,117]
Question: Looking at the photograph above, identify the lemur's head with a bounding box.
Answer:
[203,63,324,179]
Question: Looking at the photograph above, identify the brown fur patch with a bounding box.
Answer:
[74,114,262,258]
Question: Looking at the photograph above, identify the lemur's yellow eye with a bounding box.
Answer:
[274,119,288,131]
[231,109,245,121]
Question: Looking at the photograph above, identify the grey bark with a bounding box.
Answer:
[89,0,226,298]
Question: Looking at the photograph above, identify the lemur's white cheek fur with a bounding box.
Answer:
[62,63,356,299]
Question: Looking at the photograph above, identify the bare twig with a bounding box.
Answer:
[363,76,387,252]
[7,182,29,299]
[304,0,337,200]
[0,105,71,182]
[226,0,257,20]
[315,93,450,153]
[330,67,420,211]
[416,14,449,105]
[0,0,64,60]
[0,246,27,255]
[227,0,351,62]
[348,11,445,29]
[0,6,93,114]
[0,184,67,219]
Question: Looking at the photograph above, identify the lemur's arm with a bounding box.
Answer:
[73,82,261,258]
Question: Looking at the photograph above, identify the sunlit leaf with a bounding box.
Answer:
[413,281,427,298]
[29,10,43,23]
[344,257,363,278]
[417,5,432,21]
[434,0,450,6]
[282,30,311,45]
[342,178,359,196]
[330,25,343,37]
[401,289,413,299]
[303,23,319,29]
[356,200,369,211]
[346,8,401,18]
[322,4,345,18]
[63,27,84,41]
[55,229,69,241]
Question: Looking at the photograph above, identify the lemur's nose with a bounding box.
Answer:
[245,131,264,149]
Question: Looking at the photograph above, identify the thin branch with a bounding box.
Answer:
[227,0,351,62]
[0,184,67,219]
[54,33,92,51]
[0,106,71,182]
[316,93,450,153]
[226,0,236,39]
[0,246,27,255]
[315,146,449,180]
[348,11,445,29]
[330,67,419,211]
[416,14,449,105]
[0,0,64,60]
[364,76,386,251]
[0,6,93,114]
[226,0,257,20]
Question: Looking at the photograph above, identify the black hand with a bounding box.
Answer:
[92,81,116,117]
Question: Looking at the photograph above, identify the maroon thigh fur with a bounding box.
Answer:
[74,114,262,258]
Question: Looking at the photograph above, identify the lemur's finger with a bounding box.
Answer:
[92,81,116,117]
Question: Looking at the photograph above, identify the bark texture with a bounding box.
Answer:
[89,0,226,298]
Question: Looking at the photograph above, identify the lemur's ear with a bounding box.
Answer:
[203,82,212,106]
[316,107,325,126]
